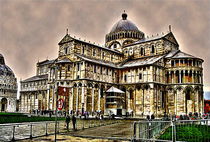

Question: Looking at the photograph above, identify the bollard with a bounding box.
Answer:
[45,123,48,136]
[133,122,136,141]
[30,124,32,139]
[171,120,176,142]
[12,125,15,141]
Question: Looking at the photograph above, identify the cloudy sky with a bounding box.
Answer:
[0,0,210,91]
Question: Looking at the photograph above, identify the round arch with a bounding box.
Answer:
[1,98,7,111]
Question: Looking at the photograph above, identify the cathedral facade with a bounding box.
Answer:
[20,12,204,116]
[0,54,17,112]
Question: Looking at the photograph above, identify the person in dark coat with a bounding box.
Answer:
[65,115,70,131]
[146,115,150,121]
[151,114,155,120]
[72,115,77,131]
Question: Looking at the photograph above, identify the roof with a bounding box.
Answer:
[172,51,197,59]
[76,54,117,68]
[0,64,14,76]
[165,50,179,58]
[56,58,72,64]
[110,19,139,33]
[165,50,203,61]
[38,59,55,66]
[120,55,164,68]
[124,31,179,47]
[22,74,48,82]
[106,86,125,93]
[58,34,122,55]
[0,54,15,76]
[76,53,165,68]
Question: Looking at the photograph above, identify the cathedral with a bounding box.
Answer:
[0,54,17,112]
[20,12,204,117]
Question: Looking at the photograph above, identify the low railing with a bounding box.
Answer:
[0,119,120,141]
[132,119,210,142]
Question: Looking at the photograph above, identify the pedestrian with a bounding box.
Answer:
[49,111,52,118]
[65,115,71,131]
[72,115,77,131]
[151,114,155,120]
[146,115,150,121]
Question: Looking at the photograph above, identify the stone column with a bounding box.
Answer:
[26,94,28,112]
[76,87,79,113]
[171,71,174,83]
[184,91,186,114]
[150,87,154,115]
[68,87,71,114]
[81,85,85,104]
[127,90,131,111]
[92,87,95,113]
[183,70,185,83]
[98,88,101,111]
[179,70,182,83]
[81,85,85,113]
[70,87,74,112]
[201,72,203,84]
[169,71,171,83]
[196,92,199,113]
[46,85,50,110]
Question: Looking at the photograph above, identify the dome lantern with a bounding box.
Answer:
[122,11,127,20]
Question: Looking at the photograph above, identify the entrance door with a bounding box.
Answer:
[1,98,7,111]
[117,109,122,116]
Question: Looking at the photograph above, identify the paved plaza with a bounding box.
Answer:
[19,135,126,142]
[0,120,132,141]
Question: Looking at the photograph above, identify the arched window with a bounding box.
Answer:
[94,65,96,73]
[125,33,128,38]
[139,73,142,80]
[171,60,175,67]
[93,49,96,56]
[140,48,144,56]
[151,45,155,54]
[124,75,127,82]
[113,44,117,49]
[67,65,71,71]
[64,47,68,54]
[102,52,105,59]
[82,46,85,54]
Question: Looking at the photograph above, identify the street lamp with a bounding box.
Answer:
[54,64,61,142]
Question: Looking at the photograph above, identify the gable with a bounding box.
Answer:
[58,34,73,45]
[164,32,179,46]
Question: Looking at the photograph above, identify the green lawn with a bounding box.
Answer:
[0,112,24,116]
[159,124,210,142]
[0,112,65,124]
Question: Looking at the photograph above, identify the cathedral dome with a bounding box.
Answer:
[110,12,139,33]
[0,54,15,76]
[105,12,144,48]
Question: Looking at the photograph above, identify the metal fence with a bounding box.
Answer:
[0,119,120,141]
[132,119,210,142]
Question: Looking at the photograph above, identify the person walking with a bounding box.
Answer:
[72,115,77,131]
[65,115,71,131]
